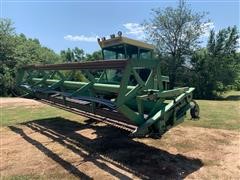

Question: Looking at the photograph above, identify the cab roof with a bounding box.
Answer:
[98,36,154,52]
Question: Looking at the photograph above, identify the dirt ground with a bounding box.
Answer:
[0,98,240,179]
[0,97,45,108]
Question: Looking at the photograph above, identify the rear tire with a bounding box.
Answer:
[190,100,200,119]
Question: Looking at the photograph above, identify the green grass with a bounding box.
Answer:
[2,175,41,180]
[1,104,86,127]
[184,99,240,130]
[1,91,240,131]
[221,90,240,100]
[2,173,77,180]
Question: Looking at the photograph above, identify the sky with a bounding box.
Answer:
[1,0,239,54]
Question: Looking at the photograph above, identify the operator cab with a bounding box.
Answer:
[98,32,154,60]
[97,32,169,90]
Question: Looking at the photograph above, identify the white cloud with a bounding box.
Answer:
[123,23,145,39]
[201,22,215,37]
[64,35,99,42]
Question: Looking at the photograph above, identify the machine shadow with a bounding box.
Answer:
[9,117,203,179]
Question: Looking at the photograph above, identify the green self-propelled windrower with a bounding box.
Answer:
[16,32,199,137]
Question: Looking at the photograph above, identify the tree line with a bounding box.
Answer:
[0,19,102,96]
[0,0,239,98]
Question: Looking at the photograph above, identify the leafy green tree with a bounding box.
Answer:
[85,50,102,61]
[190,26,239,98]
[73,47,85,61]
[0,18,60,96]
[60,48,74,62]
[60,47,85,62]
[14,35,59,66]
[0,18,15,63]
[144,0,209,88]
[0,19,16,96]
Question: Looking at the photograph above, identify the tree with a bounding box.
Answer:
[0,18,15,62]
[60,47,85,62]
[60,48,74,62]
[0,18,60,96]
[190,26,239,98]
[143,0,209,88]
[85,50,102,61]
[73,47,85,61]
[0,19,15,96]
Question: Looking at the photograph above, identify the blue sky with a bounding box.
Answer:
[1,0,239,54]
